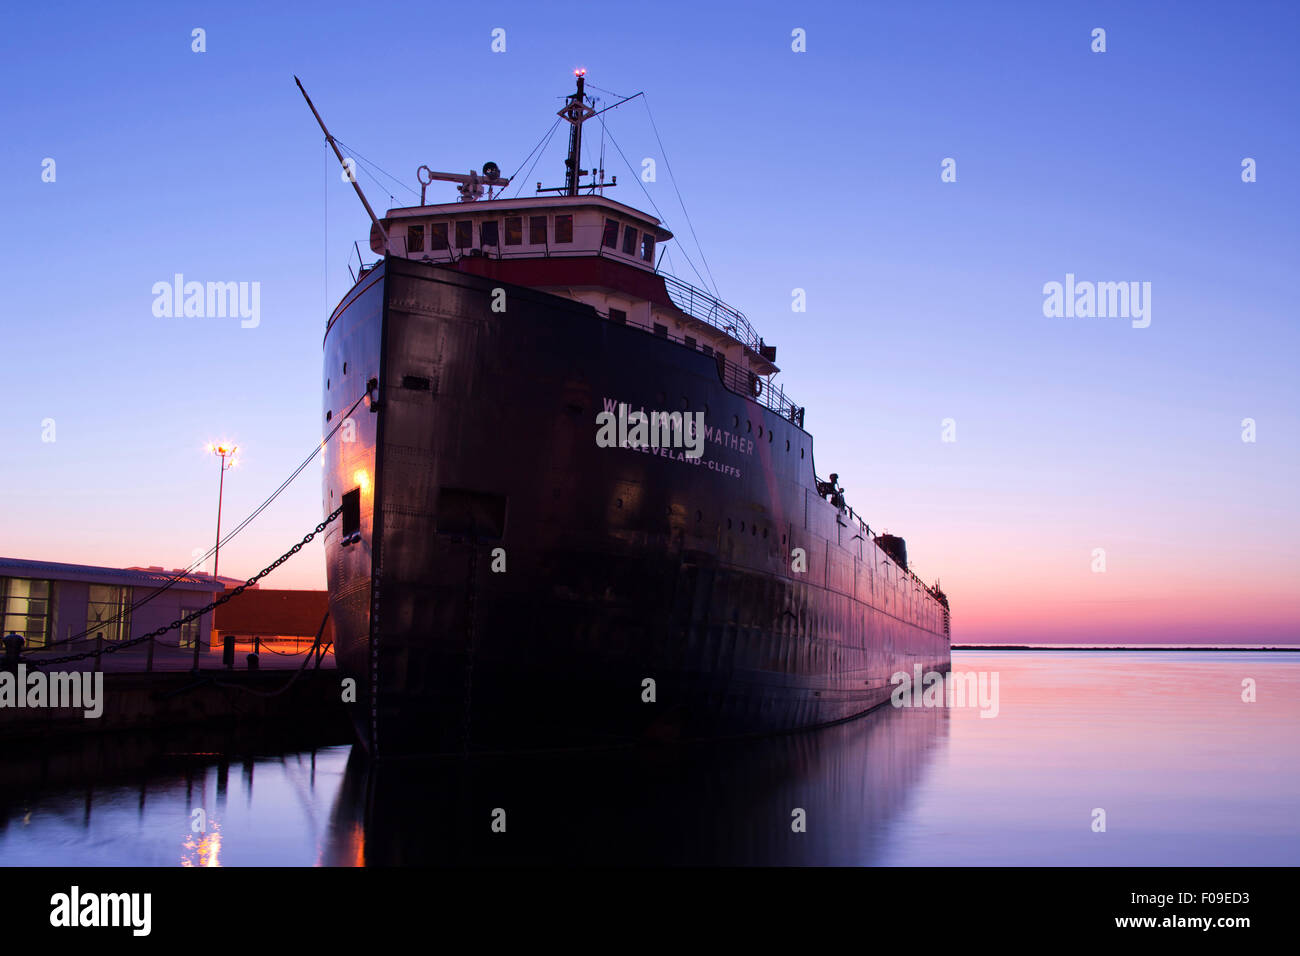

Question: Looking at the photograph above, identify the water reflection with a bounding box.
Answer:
[7,652,1296,866]
[323,704,948,866]
[0,704,947,866]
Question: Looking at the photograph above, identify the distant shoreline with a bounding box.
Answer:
[952,645,1300,652]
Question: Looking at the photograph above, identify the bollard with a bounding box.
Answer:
[223,635,235,669]
[2,632,23,673]
[246,652,260,672]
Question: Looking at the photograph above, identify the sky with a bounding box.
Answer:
[1,0,1296,644]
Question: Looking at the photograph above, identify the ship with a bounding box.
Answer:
[307,72,951,756]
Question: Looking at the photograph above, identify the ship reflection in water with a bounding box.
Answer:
[2,652,1298,866]
[322,703,946,866]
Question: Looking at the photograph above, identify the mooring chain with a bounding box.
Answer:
[27,508,344,667]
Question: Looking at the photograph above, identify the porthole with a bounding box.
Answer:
[768,431,774,443]
[327,378,331,390]
[740,521,745,532]
[727,518,732,530]
[786,439,791,451]
[326,410,332,421]
[751,524,757,536]
[616,498,623,509]
[800,448,805,459]
[732,414,739,428]
[343,361,348,374]
[746,420,752,433]
[696,510,702,522]
[757,424,763,438]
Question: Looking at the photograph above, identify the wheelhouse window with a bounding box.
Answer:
[654,323,668,337]
[602,218,620,248]
[622,226,638,256]
[554,215,573,243]
[430,222,449,250]
[86,584,132,642]
[505,217,523,246]
[530,216,547,244]
[455,220,473,249]
[641,234,656,263]
[406,224,425,253]
[609,308,627,325]
[0,577,53,648]
[480,220,500,247]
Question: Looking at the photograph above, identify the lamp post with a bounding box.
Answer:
[208,443,238,581]
[201,443,237,672]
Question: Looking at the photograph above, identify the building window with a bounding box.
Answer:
[455,220,473,249]
[602,218,620,248]
[622,226,638,255]
[609,308,627,325]
[179,617,201,648]
[480,220,500,247]
[0,577,53,648]
[654,323,668,337]
[406,224,425,253]
[86,584,132,642]
[505,217,523,246]
[642,234,656,263]
[430,222,449,250]
[530,216,547,244]
[554,215,573,244]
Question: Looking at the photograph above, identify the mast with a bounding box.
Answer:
[559,69,595,196]
[295,75,390,252]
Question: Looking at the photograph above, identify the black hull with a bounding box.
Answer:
[323,257,950,756]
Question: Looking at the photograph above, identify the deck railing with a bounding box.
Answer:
[659,272,763,355]
[831,491,947,604]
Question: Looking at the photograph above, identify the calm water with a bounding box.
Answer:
[1,651,1297,865]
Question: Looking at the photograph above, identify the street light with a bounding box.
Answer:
[207,443,238,581]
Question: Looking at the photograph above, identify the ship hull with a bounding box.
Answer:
[323,256,949,756]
